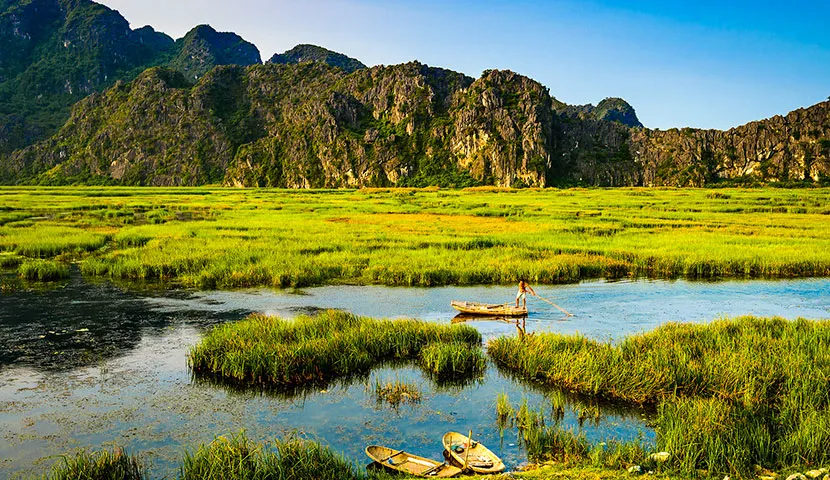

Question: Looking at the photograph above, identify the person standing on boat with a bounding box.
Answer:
[515,279,535,308]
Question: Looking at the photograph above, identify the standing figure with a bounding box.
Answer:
[516,279,535,308]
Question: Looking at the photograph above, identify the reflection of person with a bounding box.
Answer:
[515,279,536,308]
[515,316,527,340]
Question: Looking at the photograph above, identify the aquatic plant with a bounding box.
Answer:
[188,310,481,388]
[371,377,421,407]
[496,392,514,429]
[489,316,830,476]
[18,259,70,280]
[180,432,363,480]
[418,341,486,379]
[46,447,144,480]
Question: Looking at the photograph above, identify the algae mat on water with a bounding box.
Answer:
[0,186,828,288]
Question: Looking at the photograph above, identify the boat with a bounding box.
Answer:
[450,300,527,317]
[365,445,462,478]
[442,431,505,474]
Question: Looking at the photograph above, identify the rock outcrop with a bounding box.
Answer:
[0,0,261,157]
[268,44,366,73]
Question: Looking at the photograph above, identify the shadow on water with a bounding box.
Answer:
[0,269,249,371]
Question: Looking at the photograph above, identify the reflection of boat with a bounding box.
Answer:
[451,313,515,324]
[442,431,505,474]
[365,445,461,478]
[450,300,527,317]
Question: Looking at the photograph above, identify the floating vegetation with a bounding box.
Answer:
[489,316,830,477]
[418,341,486,379]
[371,377,421,407]
[46,447,144,480]
[188,310,481,388]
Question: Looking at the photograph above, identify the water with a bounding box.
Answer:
[1,274,828,477]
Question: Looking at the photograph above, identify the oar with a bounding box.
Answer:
[379,449,403,463]
[533,293,573,317]
[463,430,473,471]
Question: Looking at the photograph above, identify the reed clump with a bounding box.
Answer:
[371,378,421,407]
[489,316,830,477]
[180,432,364,480]
[18,259,70,280]
[188,310,481,388]
[46,447,144,480]
[418,341,486,379]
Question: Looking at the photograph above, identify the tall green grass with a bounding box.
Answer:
[46,447,144,480]
[0,187,827,287]
[18,259,70,280]
[180,433,363,480]
[418,342,486,379]
[489,316,830,476]
[188,310,481,388]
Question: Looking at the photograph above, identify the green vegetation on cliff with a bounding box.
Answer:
[268,44,366,73]
[0,0,261,159]
[1,187,828,289]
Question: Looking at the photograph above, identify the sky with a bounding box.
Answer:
[97,0,830,130]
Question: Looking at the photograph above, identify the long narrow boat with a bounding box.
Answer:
[365,445,461,478]
[442,431,505,474]
[450,300,527,317]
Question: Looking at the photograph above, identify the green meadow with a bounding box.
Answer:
[0,186,828,288]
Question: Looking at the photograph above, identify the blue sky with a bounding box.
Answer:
[99,0,830,130]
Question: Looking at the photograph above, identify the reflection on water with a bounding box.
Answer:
[1,273,828,477]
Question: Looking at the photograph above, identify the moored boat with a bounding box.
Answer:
[442,431,505,474]
[450,300,527,317]
[365,445,461,478]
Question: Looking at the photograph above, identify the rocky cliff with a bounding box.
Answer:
[268,44,366,73]
[7,62,566,187]
[0,0,261,157]
[169,24,261,80]
[631,102,830,186]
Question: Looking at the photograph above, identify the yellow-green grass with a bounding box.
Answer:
[371,377,422,406]
[46,447,144,480]
[0,186,826,288]
[488,316,830,477]
[180,432,370,480]
[18,258,70,280]
[187,310,481,388]
[418,341,486,379]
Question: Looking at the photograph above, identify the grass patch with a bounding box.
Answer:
[188,310,481,388]
[489,316,830,477]
[46,447,144,480]
[0,187,827,286]
[18,259,70,280]
[371,377,421,407]
[418,341,486,379]
[181,432,364,480]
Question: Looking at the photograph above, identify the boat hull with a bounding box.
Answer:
[450,300,527,317]
[366,445,461,478]
[442,432,505,474]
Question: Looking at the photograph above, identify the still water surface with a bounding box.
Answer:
[1,275,827,477]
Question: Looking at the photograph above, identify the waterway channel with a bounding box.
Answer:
[1,274,827,478]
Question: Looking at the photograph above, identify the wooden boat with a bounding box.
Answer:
[450,300,527,317]
[442,431,505,474]
[365,445,461,478]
